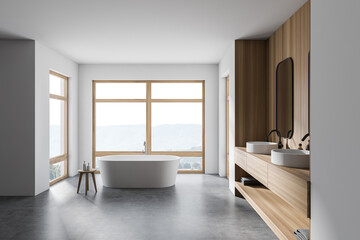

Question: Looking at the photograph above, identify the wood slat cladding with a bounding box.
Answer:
[267,35,276,142]
[267,1,310,148]
[235,1,310,146]
[235,40,268,147]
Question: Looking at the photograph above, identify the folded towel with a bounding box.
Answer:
[241,177,257,181]
[240,177,261,186]
[294,234,302,240]
[294,229,310,240]
[294,232,306,240]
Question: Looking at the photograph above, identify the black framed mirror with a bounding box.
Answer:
[276,57,294,139]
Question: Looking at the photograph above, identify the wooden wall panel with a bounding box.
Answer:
[235,40,267,147]
[267,35,276,142]
[292,4,303,149]
[282,20,291,59]
[274,28,283,64]
[267,27,284,142]
[304,1,310,135]
[267,1,310,149]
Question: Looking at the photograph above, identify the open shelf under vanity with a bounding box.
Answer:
[234,147,310,240]
[235,182,309,240]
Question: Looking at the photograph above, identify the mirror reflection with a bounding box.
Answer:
[276,58,294,139]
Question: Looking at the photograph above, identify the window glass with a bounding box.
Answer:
[49,161,65,181]
[96,102,146,151]
[96,83,146,99]
[95,157,101,170]
[152,102,202,151]
[49,99,65,158]
[49,74,65,96]
[152,83,202,99]
[178,157,202,170]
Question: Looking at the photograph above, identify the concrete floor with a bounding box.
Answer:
[0,174,276,240]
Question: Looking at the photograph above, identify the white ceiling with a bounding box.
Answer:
[0,0,306,64]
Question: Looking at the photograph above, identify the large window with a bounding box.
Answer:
[49,71,68,184]
[93,81,205,172]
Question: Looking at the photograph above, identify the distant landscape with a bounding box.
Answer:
[50,124,203,174]
[96,124,202,151]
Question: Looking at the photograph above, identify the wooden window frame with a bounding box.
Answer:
[92,80,205,173]
[49,70,69,185]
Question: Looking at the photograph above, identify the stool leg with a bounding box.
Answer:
[77,173,83,193]
[87,173,89,191]
[91,172,98,192]
[85,173,89,195]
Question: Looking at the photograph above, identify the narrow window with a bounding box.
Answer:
[49,71,68,185]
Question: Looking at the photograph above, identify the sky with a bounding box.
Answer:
[50,81,203,126]
[95,82,203,126]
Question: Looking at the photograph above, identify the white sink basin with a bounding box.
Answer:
[246,141,278,155]
[271,149,310,169]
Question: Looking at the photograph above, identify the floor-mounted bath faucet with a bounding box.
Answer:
[143,141,147,154]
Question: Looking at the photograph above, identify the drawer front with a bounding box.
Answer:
[246,154,268,186]
[234,148,247,170]
[268,164,309,217]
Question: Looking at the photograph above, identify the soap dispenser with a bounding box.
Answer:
[86,163,90,171]
[83,161,86,171]
[298,143,303,150]
[306,140,310,151]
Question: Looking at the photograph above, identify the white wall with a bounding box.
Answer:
[78,64,218,174]
[311,1,360,239]
[0,40,35,196]
[218,43,235,191]
[35,42,78,195]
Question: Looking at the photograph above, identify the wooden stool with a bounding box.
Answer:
[77,169,97,195]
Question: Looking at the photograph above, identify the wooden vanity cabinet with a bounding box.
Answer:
[234,147,310,240]
[246,154,268,186]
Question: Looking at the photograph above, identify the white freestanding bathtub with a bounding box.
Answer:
[98,155,180,188]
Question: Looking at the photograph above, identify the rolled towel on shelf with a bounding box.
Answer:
[294,235,301,240]
[294,229,310,240]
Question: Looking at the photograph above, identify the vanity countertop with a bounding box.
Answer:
[236,147,310,182]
